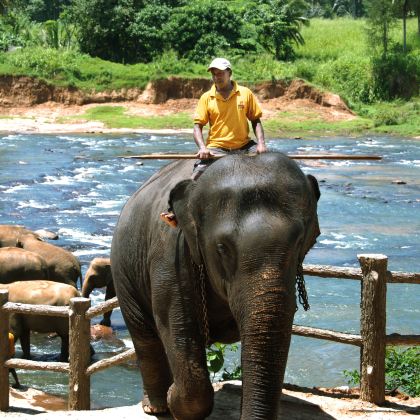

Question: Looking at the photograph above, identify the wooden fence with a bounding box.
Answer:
[0,253,419,411]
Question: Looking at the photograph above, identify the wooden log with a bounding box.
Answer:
[358,254,387,404]
[2,302,69,317]
[68,297,91,411]
[86,297,119,320]
[292,325,362,346]
[386,271,420,284]
[0,291,9,411]
[386,333,420,346]
[5,358,69,373]
[303,264,362,280]
[120,153,382,161]
[86,349,136,377]
[303,264,420,285]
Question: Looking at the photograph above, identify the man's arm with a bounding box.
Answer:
[193,123,213,159]
[251,118,267,153]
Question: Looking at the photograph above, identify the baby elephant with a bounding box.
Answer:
[82,257,115,327]
[0,280,80,361]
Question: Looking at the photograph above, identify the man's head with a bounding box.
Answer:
[208,58,232,91]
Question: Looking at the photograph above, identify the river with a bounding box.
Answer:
[0,133,418,408]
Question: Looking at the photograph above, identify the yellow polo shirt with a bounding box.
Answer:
[193,81,262,150]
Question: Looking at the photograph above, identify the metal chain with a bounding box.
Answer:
[296,263,310,311]
[198,263,210,347]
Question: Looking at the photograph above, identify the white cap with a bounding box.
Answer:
[207,58,232,71]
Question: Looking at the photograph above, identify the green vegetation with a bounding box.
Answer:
[0,1,419,137]
[207,343,242,381]
[344,346,420,397]
[60,106,192,129]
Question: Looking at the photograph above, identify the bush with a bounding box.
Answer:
[315,54,375,104]
[371,52,419,100]
[343,346,420,397]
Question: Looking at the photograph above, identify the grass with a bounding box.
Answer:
[263,112,372,138]
[60,106,193,129]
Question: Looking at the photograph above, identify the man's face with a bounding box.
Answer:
[210,68,231,90]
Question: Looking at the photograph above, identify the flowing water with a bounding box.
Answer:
[0,133,419,408]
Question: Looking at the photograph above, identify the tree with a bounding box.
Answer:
[245,0,309,60]
[130,4,171,62]
[365,0,398,57]
[164,1,243,62]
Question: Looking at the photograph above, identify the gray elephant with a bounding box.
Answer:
[0,247,49,283]
[17,236,82,288]
[82,257,115,327]
[0,280,80,361]
[111,152,321,419]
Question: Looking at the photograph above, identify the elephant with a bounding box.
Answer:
[111,152,321,419]
[0,280,80,361]
[0,224,58,248]
[82,257,115,327]
[17,236,82,289]
[0,247,49,283]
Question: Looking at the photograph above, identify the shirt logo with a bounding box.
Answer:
[238,101,245,110]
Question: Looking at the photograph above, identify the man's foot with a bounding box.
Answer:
[160,212,178,228]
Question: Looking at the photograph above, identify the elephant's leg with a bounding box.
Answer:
[132,337,172,415]
[163,336,213,420]
[153,275,214,418]
[122,297,172,414]
[100,283,116,327]
[59,335,69,362]
[20,327,31,359]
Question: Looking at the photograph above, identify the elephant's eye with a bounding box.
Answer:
[216,243,226,255]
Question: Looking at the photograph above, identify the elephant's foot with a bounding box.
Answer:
[142,393,168,415]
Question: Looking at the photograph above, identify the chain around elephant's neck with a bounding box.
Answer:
[198,263,210,346]
[296,263,310,311]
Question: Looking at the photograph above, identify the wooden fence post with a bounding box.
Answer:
[0,290,10,411]
[358,254,387,404]
[68,297,91,410]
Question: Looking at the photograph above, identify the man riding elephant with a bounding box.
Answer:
[111,152,320,419]
[160,57,267,226]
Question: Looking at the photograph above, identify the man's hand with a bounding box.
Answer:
[256,143,267,154]
[196,147,214,159]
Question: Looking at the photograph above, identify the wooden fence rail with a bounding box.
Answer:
[0,253,419,411]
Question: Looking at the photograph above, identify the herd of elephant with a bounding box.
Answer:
[0,224,114,362]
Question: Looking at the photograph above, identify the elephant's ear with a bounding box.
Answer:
[301,174,321,260]
[169,179,202,265]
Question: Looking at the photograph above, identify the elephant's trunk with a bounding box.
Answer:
[231,268,296,419]
[81,280,93,298]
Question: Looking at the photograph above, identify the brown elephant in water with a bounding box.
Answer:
[17,236,82,288]
[0,247,49,283]
[0,280,80,361]
[0,225,58,247]
[111,152,321,419]
[82,257,115,327]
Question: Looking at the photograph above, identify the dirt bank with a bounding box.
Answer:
[0,76,356,134]
[3,382,419,419]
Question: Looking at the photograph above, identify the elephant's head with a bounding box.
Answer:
[169,152,320,418]
[82,258,112,298]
